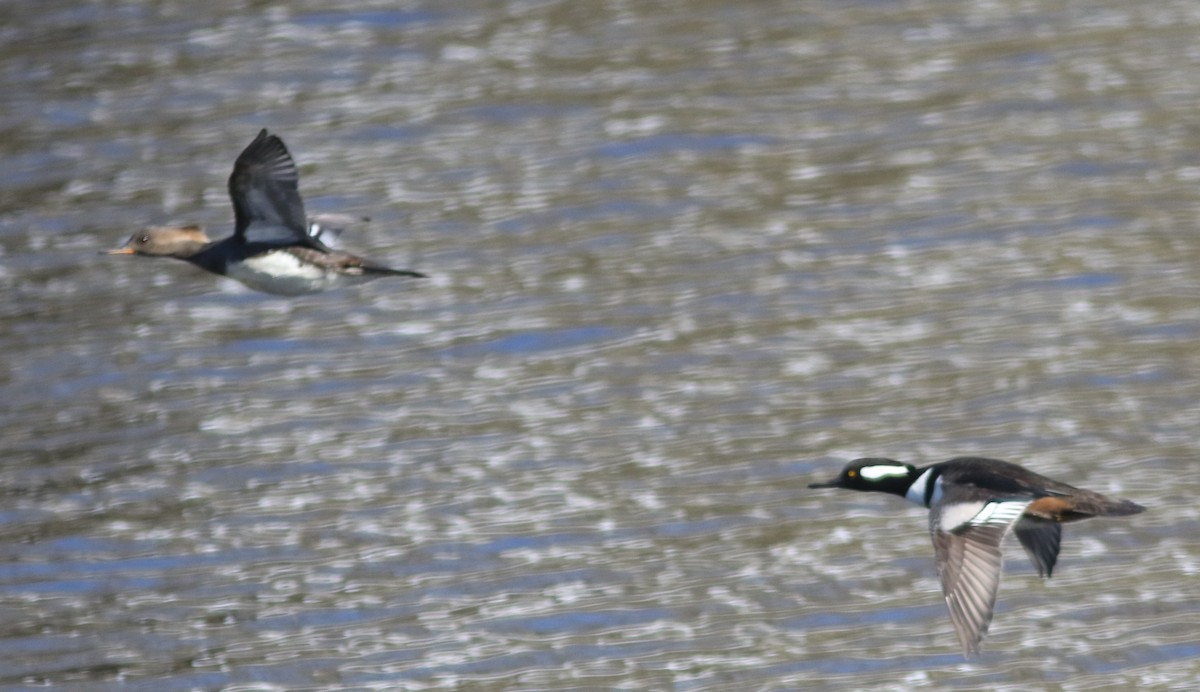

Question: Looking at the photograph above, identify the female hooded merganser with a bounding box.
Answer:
[107,129,426,295]
[809,456,1144,656]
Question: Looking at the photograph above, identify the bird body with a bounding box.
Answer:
[809,456,1144,655]
[108,129,424,295]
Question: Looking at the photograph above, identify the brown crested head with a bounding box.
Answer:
[108,225,212,258]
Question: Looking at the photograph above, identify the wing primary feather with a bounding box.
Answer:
[930,500,1030,656]
[227,129,311,245]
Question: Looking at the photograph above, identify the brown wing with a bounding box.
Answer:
[930,500,1030,656]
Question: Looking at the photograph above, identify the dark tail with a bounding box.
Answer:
[1072,492,1145,518]
[365,266,427,278]
[1099,498,1146,516]
[1042,491,1145,522]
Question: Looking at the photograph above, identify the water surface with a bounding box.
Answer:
[2,0,1198,689]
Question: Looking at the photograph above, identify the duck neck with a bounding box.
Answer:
[902,466,942,507]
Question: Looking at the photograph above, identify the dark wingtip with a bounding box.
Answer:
[382,268,427,279]
[958,631,985,658]
[359,265,428,279]
[1038,554,1056,579]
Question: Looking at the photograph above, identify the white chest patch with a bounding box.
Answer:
[904,469,943,507]
[226,252,340,296]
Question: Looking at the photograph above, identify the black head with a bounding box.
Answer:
[808,458,918,495]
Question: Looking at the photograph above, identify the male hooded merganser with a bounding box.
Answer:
[107,129,426,295]
[809,456,1144,656]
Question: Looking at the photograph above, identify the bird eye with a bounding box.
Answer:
[139,235,150,244]
[848,469,857,478]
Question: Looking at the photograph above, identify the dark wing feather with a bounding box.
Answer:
[227,129,312,245]
[1014,517,1062,578]
[940,457,1081,498]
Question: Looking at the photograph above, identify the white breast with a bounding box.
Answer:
[904,468,943,507]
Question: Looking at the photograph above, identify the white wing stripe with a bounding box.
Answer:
[936,500,1030,534]
[969,500,1031,528]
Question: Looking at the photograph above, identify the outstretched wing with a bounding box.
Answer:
[930,499,1030,656]
[227,129,311,245]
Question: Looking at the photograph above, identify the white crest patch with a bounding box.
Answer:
[859,464,910,481]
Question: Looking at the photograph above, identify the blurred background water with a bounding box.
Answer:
[1,0,1198,689]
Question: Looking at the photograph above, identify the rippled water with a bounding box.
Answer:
[3,0,1199,689]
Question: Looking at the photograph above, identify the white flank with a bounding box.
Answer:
[226,253,338,296]
[859,464,910,481]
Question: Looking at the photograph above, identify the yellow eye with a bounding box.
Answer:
[848,469,857,478]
